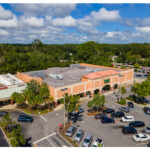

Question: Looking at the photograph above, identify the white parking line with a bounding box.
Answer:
[40,115,47,122]
[47,138,55,147]
[80,132,87,147]
[33,132,56,144]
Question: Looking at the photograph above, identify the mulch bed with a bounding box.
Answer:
[58,122,79,147]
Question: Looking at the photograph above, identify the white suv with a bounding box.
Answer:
[121,116,134,122]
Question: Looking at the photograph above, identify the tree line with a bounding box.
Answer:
[1,39,150,74]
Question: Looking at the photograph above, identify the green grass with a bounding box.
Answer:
[18,108,53,115]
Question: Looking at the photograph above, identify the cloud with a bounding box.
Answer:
[90,8,121,22]
[0,5,13,19]
[135,26,150,33]
[52,16,76,27]
[0,29,9,35]
[76,8,121,34]
[138,18,150,27]
[21,17,44,27]
[11,4,76,17]
[0,15,18,28]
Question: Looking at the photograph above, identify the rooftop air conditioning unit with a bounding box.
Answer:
[57,75,63,80]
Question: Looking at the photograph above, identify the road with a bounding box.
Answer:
[0,128,9,147]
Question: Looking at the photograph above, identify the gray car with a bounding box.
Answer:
[119,107,130,113]
[144,126,150,133]
[65,126,77,137]
[82,134,93,147]
[74,130,84,142]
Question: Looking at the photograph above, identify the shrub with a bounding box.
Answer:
[117,98,126,105]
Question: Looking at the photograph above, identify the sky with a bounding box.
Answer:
[0,3,150,44]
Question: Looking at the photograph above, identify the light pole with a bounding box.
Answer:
[119,74,123,102]
[60,88,68,128]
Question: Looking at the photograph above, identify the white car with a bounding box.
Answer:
[143,126,150,133]
[92,138,104,147]
[133,134,150,142]
[121,116,134,122]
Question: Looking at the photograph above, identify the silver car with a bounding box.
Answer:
[65,126,77,137]
[119,107,130,113]
[144,126,150,133]
[82,134,93,147]
[74,130,84,142]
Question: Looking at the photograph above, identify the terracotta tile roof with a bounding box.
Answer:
[82,70,119,80]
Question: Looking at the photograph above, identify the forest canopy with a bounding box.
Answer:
[0,39,150,74]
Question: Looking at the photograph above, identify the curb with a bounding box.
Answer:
[56,127,73,147]
[0,127,11,147]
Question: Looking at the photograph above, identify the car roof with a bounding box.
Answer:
[85,134,92,139]
[124,116,134,118]
[77,130,83,134]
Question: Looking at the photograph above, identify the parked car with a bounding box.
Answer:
[111,111,125,118]
[0,111,8,117]
[95,113,107,119]
[128,102,134,108]
[82,134,93,147]
[5,124,18,133]
[121,116,134,122]
[72,108,84,114]
[103,108,115,114]
[133,133,150,142]
[65,126,77,137]
[147,142,150,147]
[143,107,150,115]
[101,117,115,124]
[17,115,33,122]
[122,126,137,134]
[129,121,145,128]
[143,126,150,133]
[119,107,130,113]
[92,138,104,147]
[74,130,84,142]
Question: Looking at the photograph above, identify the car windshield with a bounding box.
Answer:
[135,134,140,138]
[147,127,150,130]
[76,133,81,137]
[84,138,90,143]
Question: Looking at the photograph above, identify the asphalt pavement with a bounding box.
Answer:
[0,128,9,147]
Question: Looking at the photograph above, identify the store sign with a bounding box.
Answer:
[104,79,110,84]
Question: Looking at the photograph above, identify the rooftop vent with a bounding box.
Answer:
[49,73,63,80]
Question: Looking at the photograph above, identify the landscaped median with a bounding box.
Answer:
[0,114,26,147]
[57,122,79,147]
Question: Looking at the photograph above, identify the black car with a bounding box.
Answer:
[18,115,33,122]
[0,111,8,117]
[148,142,150,147]
[143,107,150,115]
[101,117,115,124]
[122,126,137,134]
[103,108,115,114]
[129,121,145,128]
[111,111,125,118]
[128,102,134,108]
[95,113,107,119]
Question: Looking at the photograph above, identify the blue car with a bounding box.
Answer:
[101,117,115,124]
[18,115,33,122]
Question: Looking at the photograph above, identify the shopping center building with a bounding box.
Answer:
[0,73,26,107]
[17,63,134,106]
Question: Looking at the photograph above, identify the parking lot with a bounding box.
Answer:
[70,92,150,147]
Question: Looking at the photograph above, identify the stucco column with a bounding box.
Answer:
[11,99,13,105]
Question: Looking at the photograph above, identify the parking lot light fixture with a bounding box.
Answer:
[60,88,68,128]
